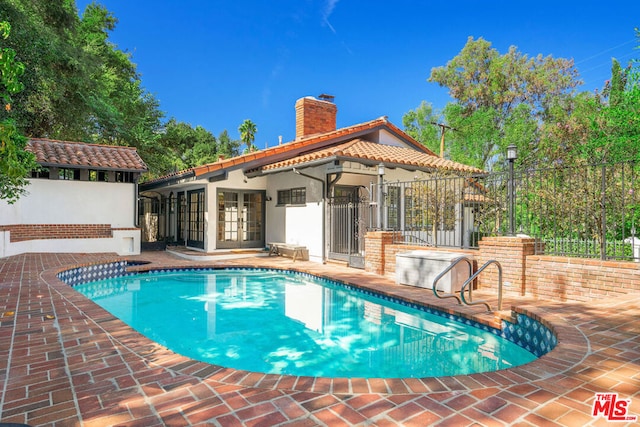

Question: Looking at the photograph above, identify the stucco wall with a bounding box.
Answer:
[266,169,324,262]
[0,179,139,257]
[1,179,136,226]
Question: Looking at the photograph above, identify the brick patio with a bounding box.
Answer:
[1,251,639,426]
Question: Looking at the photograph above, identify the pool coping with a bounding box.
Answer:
[43,258,587,396]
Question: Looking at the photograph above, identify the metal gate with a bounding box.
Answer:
[327,197,371,268]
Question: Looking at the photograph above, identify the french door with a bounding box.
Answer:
[187,189,205,249]
[216,190,265,249]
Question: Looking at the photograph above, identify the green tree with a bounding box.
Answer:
[585,59,640,163]
[0,0,164,172]
[0,0,90,137]
[401,101,441,155]
[153,120,241,178]
[217,129,241,158]
[238,119,258,153]
[427,36,580,170]
[0,20,37,204]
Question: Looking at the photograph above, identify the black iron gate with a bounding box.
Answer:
[327,196,371,268]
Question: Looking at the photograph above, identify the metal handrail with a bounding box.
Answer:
[460,260,503,312]
[431,256,474,305]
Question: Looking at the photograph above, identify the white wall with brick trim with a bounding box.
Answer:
[0,179,140,257]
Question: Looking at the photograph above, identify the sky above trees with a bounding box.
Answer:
[73,0,639,148]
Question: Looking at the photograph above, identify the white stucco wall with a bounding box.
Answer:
[0,179,136,226]
[0,179,139,257]
[265,169,325,262]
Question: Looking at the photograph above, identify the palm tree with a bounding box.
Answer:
[238,119,258,153]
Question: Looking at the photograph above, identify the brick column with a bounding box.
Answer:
[365,231,400,275]
[477,236,537,296]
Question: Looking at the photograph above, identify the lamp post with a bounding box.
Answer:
[507,144,517,236]
[377,163,385,230]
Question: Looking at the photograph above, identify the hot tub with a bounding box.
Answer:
[395,250,473,293]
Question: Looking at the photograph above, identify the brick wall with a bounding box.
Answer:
[526,256,640,302]
[1,224,113,242]
[477,236,536,296]
[364,231,640,303]
[295,97,337,138]
[364,231,401,276]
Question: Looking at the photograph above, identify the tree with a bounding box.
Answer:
[238,119,258,153]
[152,120,241,178]
[584,58,640,163]
[0,0,164,167]
[0,20,38,204]
[427,36,580,170]
[0,0,91,137]
[217,129,241,158]
[402,101,441,154]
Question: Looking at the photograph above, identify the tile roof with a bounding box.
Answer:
[262,139,483,173]
[190,117,430,178]
[27,138,147,172]
[142,116,480,189]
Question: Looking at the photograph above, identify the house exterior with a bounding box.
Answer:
[140,96,481,266]
[0,139,147,258]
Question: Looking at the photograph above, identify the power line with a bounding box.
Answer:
[574,39,636,66]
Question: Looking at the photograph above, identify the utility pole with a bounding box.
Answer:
[431,122,455,158]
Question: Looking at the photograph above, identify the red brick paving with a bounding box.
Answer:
[1,252,639,426]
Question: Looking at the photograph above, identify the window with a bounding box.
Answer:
[59,168,80,180]
[277,187,306,205]
[115,171,134,183]
[89,170,109,182]
[30,168,50,179]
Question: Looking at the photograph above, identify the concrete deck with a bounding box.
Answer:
[1,251,639,426]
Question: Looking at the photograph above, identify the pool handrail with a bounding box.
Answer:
[431,256,474,305]
[460,259,503,312]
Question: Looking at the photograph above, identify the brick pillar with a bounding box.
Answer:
[477,236,537,296]
[365,231,400,275]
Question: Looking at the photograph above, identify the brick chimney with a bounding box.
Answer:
[295,94,337,139]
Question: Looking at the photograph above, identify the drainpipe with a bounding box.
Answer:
[293,167,326,263]
[134,176,140,228]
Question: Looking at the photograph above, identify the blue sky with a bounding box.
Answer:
[75,0,639,149]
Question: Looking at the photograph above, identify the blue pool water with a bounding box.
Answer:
[74,268,537,378]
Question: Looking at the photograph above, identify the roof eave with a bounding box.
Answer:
[36,162,147,173]
[139,170,196,191]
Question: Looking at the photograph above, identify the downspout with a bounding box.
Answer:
[293,167,326,263]
[134,176,140,254]
[134,176,140,228]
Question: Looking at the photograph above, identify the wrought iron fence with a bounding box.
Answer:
[372,161,640,261]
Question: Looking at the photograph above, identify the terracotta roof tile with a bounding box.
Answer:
[27,138,147,172]
[144,117,478,187]
[189,117,397,178]
[263,139,483,173]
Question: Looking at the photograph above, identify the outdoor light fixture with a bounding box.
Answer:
[376,163,385,230]
[507,144,517,235]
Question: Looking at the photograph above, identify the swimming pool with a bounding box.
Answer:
[65,265,554,378]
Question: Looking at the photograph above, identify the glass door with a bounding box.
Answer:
[187,189,205,249]
[217,190,264,249]
[176,192,186,245]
